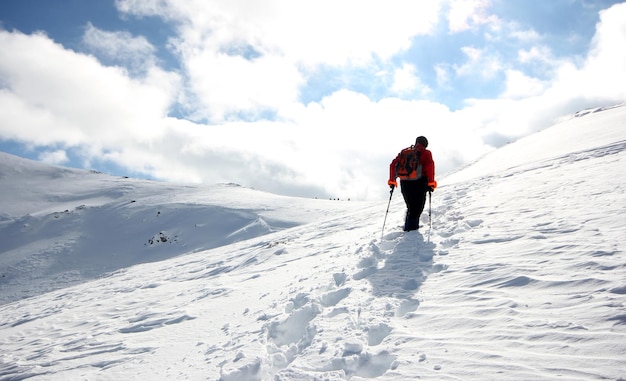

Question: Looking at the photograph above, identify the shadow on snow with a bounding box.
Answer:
[353,231,436,311]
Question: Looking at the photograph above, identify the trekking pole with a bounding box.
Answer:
[428,191,432,230]
[381,187,394,241]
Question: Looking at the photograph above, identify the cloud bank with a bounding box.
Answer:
[0,0,625,200]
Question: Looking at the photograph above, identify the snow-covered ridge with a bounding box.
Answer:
[573,102,625,117]
[443,103,626,185]
[0,155,369,304]
[0,105,625,380]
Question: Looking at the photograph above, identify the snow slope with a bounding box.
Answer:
[0,159,362,305]
[1,105,625,380]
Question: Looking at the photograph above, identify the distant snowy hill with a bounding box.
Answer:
[1,105,625,380]
[0,156,363,304]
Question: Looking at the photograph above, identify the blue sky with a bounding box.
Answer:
[1,0,625,200]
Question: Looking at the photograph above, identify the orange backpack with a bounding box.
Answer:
[395,146,422,180]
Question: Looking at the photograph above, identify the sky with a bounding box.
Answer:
[0,0,625,200]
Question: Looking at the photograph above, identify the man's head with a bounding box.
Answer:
[416,136,428,148]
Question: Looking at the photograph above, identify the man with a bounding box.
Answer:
[388,136,437,231]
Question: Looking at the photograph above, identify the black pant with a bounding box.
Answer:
[400,177,428,230]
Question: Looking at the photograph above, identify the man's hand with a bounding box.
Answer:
[388,180,397,189]
[427,181,437,192]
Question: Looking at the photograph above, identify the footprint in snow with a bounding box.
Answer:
[366,322,392,346]
[320,288,351,307]
[397,299,420,317]
[266,303,320,347]
[333,272,347,286]
[331,345,398,378]
[364,232,435,299]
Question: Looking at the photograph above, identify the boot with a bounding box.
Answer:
[407,217,419,231]
[404,213,419,231]
[403,212,411,231]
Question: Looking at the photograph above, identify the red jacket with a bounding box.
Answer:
[389,145,435,186]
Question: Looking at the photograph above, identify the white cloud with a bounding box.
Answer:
[390,63,430,97]
[523,2,626,111]
[461,2,626,142]
[518,45,553,64]
[515,45,570,81]
[114,0,177,19]
[448,0,498,33]
[501,70,546,99]
[434,64,451,87]
[82,23,156,70]
[582,2,626,98]
[1,2,626,201]
[508,26,541,42]
[117,0,443,65]
[184,51,304,122]
[0,30,180,149]
[456,46,503,78]
[115,0,444,122]
[483,19,541,44]
[38,150,69,165]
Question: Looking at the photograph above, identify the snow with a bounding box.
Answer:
[1,105,625,380]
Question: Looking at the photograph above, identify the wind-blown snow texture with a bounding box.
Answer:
[1,105,625,380]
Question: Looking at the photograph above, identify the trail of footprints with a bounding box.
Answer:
[223,235,428,379]
[219,186,484,379]
[262,265,399,379]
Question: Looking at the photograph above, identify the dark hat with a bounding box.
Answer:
[416,136,428,148]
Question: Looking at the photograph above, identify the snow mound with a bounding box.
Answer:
[0,155,368,304]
